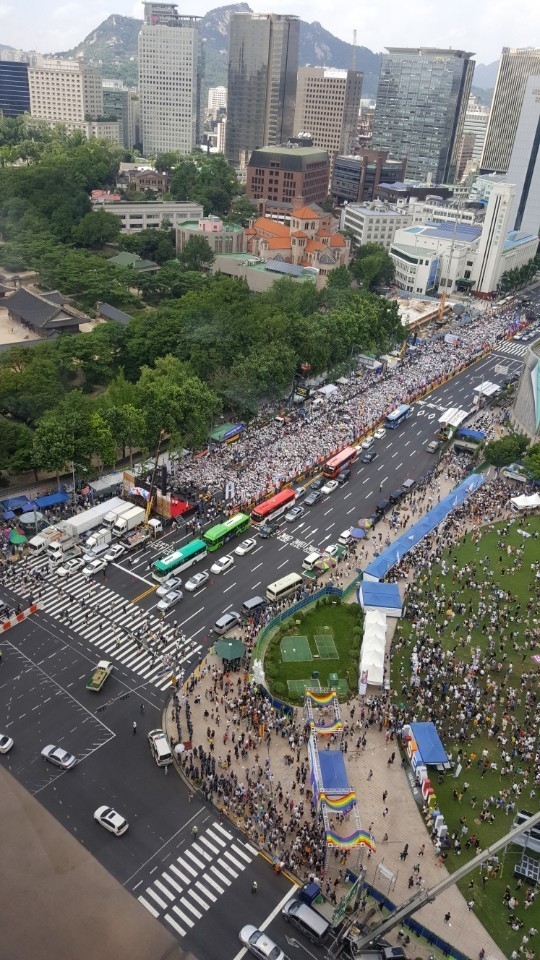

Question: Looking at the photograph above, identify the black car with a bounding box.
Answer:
[361,450,377,464]
[258,520,280,538]
[336,469,351,485]
[375,498,390,515]
[304,490,322,506]
[389,488,404,504]
[310,477,325,490]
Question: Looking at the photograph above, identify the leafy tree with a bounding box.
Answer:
[0,350,66,424]
[0,420,35,475]
[169,153,240,217]
[325,265,352,289]
[523,443,540,480]
[90,410,116,470]
[121,225,176,264]
[350,243,395,291]
[135,355,220,449]
[177,234,214,272]
[227,195,257,227]
[484,435,529,467]
[72,208,120,248]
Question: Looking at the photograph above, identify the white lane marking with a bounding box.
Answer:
[138,896,159,917]
[179,607,204,627]
[145,888,167,909]
[195,880,217,902]
[172,904,193,928]
[154,880,175,901]
[165,913,187,936]
[223,582,237,593]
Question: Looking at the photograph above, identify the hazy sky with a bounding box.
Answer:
[0,0,537,64]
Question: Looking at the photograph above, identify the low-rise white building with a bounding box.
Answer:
[340,201,412,250]
[91,200,204,233]
[390,222,481,295]
[408,198,485,226]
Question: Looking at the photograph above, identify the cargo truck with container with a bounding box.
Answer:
[123,518,163,551]
[84,527,112,557]
[112,505,146,537]
[102,501,133,529]
[28,525,65,556]
[86,660,113,692]
[47,535,82,564]
[62,496,126,539]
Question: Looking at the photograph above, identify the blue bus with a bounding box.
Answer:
[385,404,413,429]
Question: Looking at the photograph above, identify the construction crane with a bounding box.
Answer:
[145,430,165,527]
[437,289,447,324]
[345,809,540,952]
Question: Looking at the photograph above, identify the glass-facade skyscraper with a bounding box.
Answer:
[0,61,30,118]
[372,47,475,184]
[226,13,299,168]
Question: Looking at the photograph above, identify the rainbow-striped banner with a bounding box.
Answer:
[305,689,337,705]
[326,829,376,852]
[319,791,356,811]
[309,718,343,734]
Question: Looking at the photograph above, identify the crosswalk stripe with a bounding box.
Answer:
[169,863,191,885]
[184,849,206,870]
[172,904,193,928]
[231,842,253,863]
[192,841,213,862]
[154,879,175,901]
[176,857,198,878]
[188,889,211,910]
[161,872,184,895]
[195,880,216,902]
[202,872,224,894]
[243,841,260,856]
[165,913,187,937]
[179,897,202,919]
[145,887,167,909]
[210,864,231,886]
[217,857,239,878]
[138,896,159,917]
[200,835,221,854]
[213,823,233,840]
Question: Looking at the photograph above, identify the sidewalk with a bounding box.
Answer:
[162,463,506,960]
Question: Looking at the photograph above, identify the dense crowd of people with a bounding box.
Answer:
[171,303,520,509]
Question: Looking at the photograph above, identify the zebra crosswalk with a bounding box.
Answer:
[136,822,259,937]
[494,340,529,359]
[5,557,202,691]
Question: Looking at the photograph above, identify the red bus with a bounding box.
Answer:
[251,488,296,524]
[323,445,358,479]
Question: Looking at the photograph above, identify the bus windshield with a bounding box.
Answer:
[203,513,250,551]
[152,539,207,582]
[323,445,358,479]
[384,404,412,429]
[251,489,296,524]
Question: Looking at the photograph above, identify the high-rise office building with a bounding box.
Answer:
[103,82,132,149]
[371,47,475,184]
[28,58,103,126]
[138,1,202,157]
[471,182,515,294]
[0,61,30,118]
[481,47,540,174]
[293,67,362,172]
[226,12,299,168]
[462,95,490,165]
[507,76,540,237]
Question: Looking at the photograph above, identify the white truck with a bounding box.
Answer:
[86,660,113,692]
[47,533,81,564]
[123,519,163,551]
[84,527,112,557]
[102,501,133,529]
[28,525,64,556]
[62,496,126,539]
[112,505,146,538]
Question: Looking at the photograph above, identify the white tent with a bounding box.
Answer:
[360,610,387,687]
[510,493,540,512]
[317,383,340,396]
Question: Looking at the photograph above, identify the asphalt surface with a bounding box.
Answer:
[0,335,532,960]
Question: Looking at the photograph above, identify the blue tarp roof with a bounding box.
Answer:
[0,495,31,511]
[455,428,486,441]
[409,722,448,765]
[358,581,402,610]
[34,492,69,508]
[318,750,350,794]
[363,473,485,581]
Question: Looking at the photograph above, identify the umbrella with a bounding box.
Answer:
[214,638,246,661]
[350,527,366,540]
[357,518,373,529]
[9,529,27,545]
[314,559,331,572]
[319,554,337,567]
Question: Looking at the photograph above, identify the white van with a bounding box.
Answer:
[147,729,173,767]
[302,551,322,570]
[338,528,353,547]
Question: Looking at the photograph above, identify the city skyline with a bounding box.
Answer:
[0,0,537,67]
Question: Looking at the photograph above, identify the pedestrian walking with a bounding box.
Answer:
[367,769,373,781]
[132,721,137,735]
[251,881,258,894]
[140,703,145,715]
[400,844,409,861]
[444,912,451,924]
[164,764,168,775]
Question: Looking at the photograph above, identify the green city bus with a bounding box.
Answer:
[203,513,250,552]
[152,539,207,583]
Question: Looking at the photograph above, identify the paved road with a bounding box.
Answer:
[0,343,527,959]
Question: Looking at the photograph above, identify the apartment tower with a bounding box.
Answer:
[138,1,202,156]
[481,47,540,173]
[293,67,362,173]
[371,47,475,184]
[226,12,299,168]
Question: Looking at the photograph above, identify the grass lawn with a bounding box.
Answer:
[264,598,362,703]
[391,514,540,956]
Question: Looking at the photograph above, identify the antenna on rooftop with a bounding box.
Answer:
[352,29,357,71]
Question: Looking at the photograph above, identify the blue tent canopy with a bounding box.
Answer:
[0,495,31,511]
[318,750,350,794]
[359,581,402,612]
[34,492,69,509]
[2,510,16,521]
[409,722,448,765]
[363,473,485,581]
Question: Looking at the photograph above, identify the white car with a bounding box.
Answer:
[321,479,339,495]
[156,589,183,612]
[82,557,108,577]
[104,543,125,563]
[239,926,285,960]
[284,505,305,522]
[56,556,85,577]
[184,570,210,591]
[361,436,375,450]
[323,543,340,558]
[156,576,182,597]
[94,805,129,836]
[41,744,77,769]
[0,733,14,754]
[234,538,257,556]
[374,428,387,439]
[210,554,234,574]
